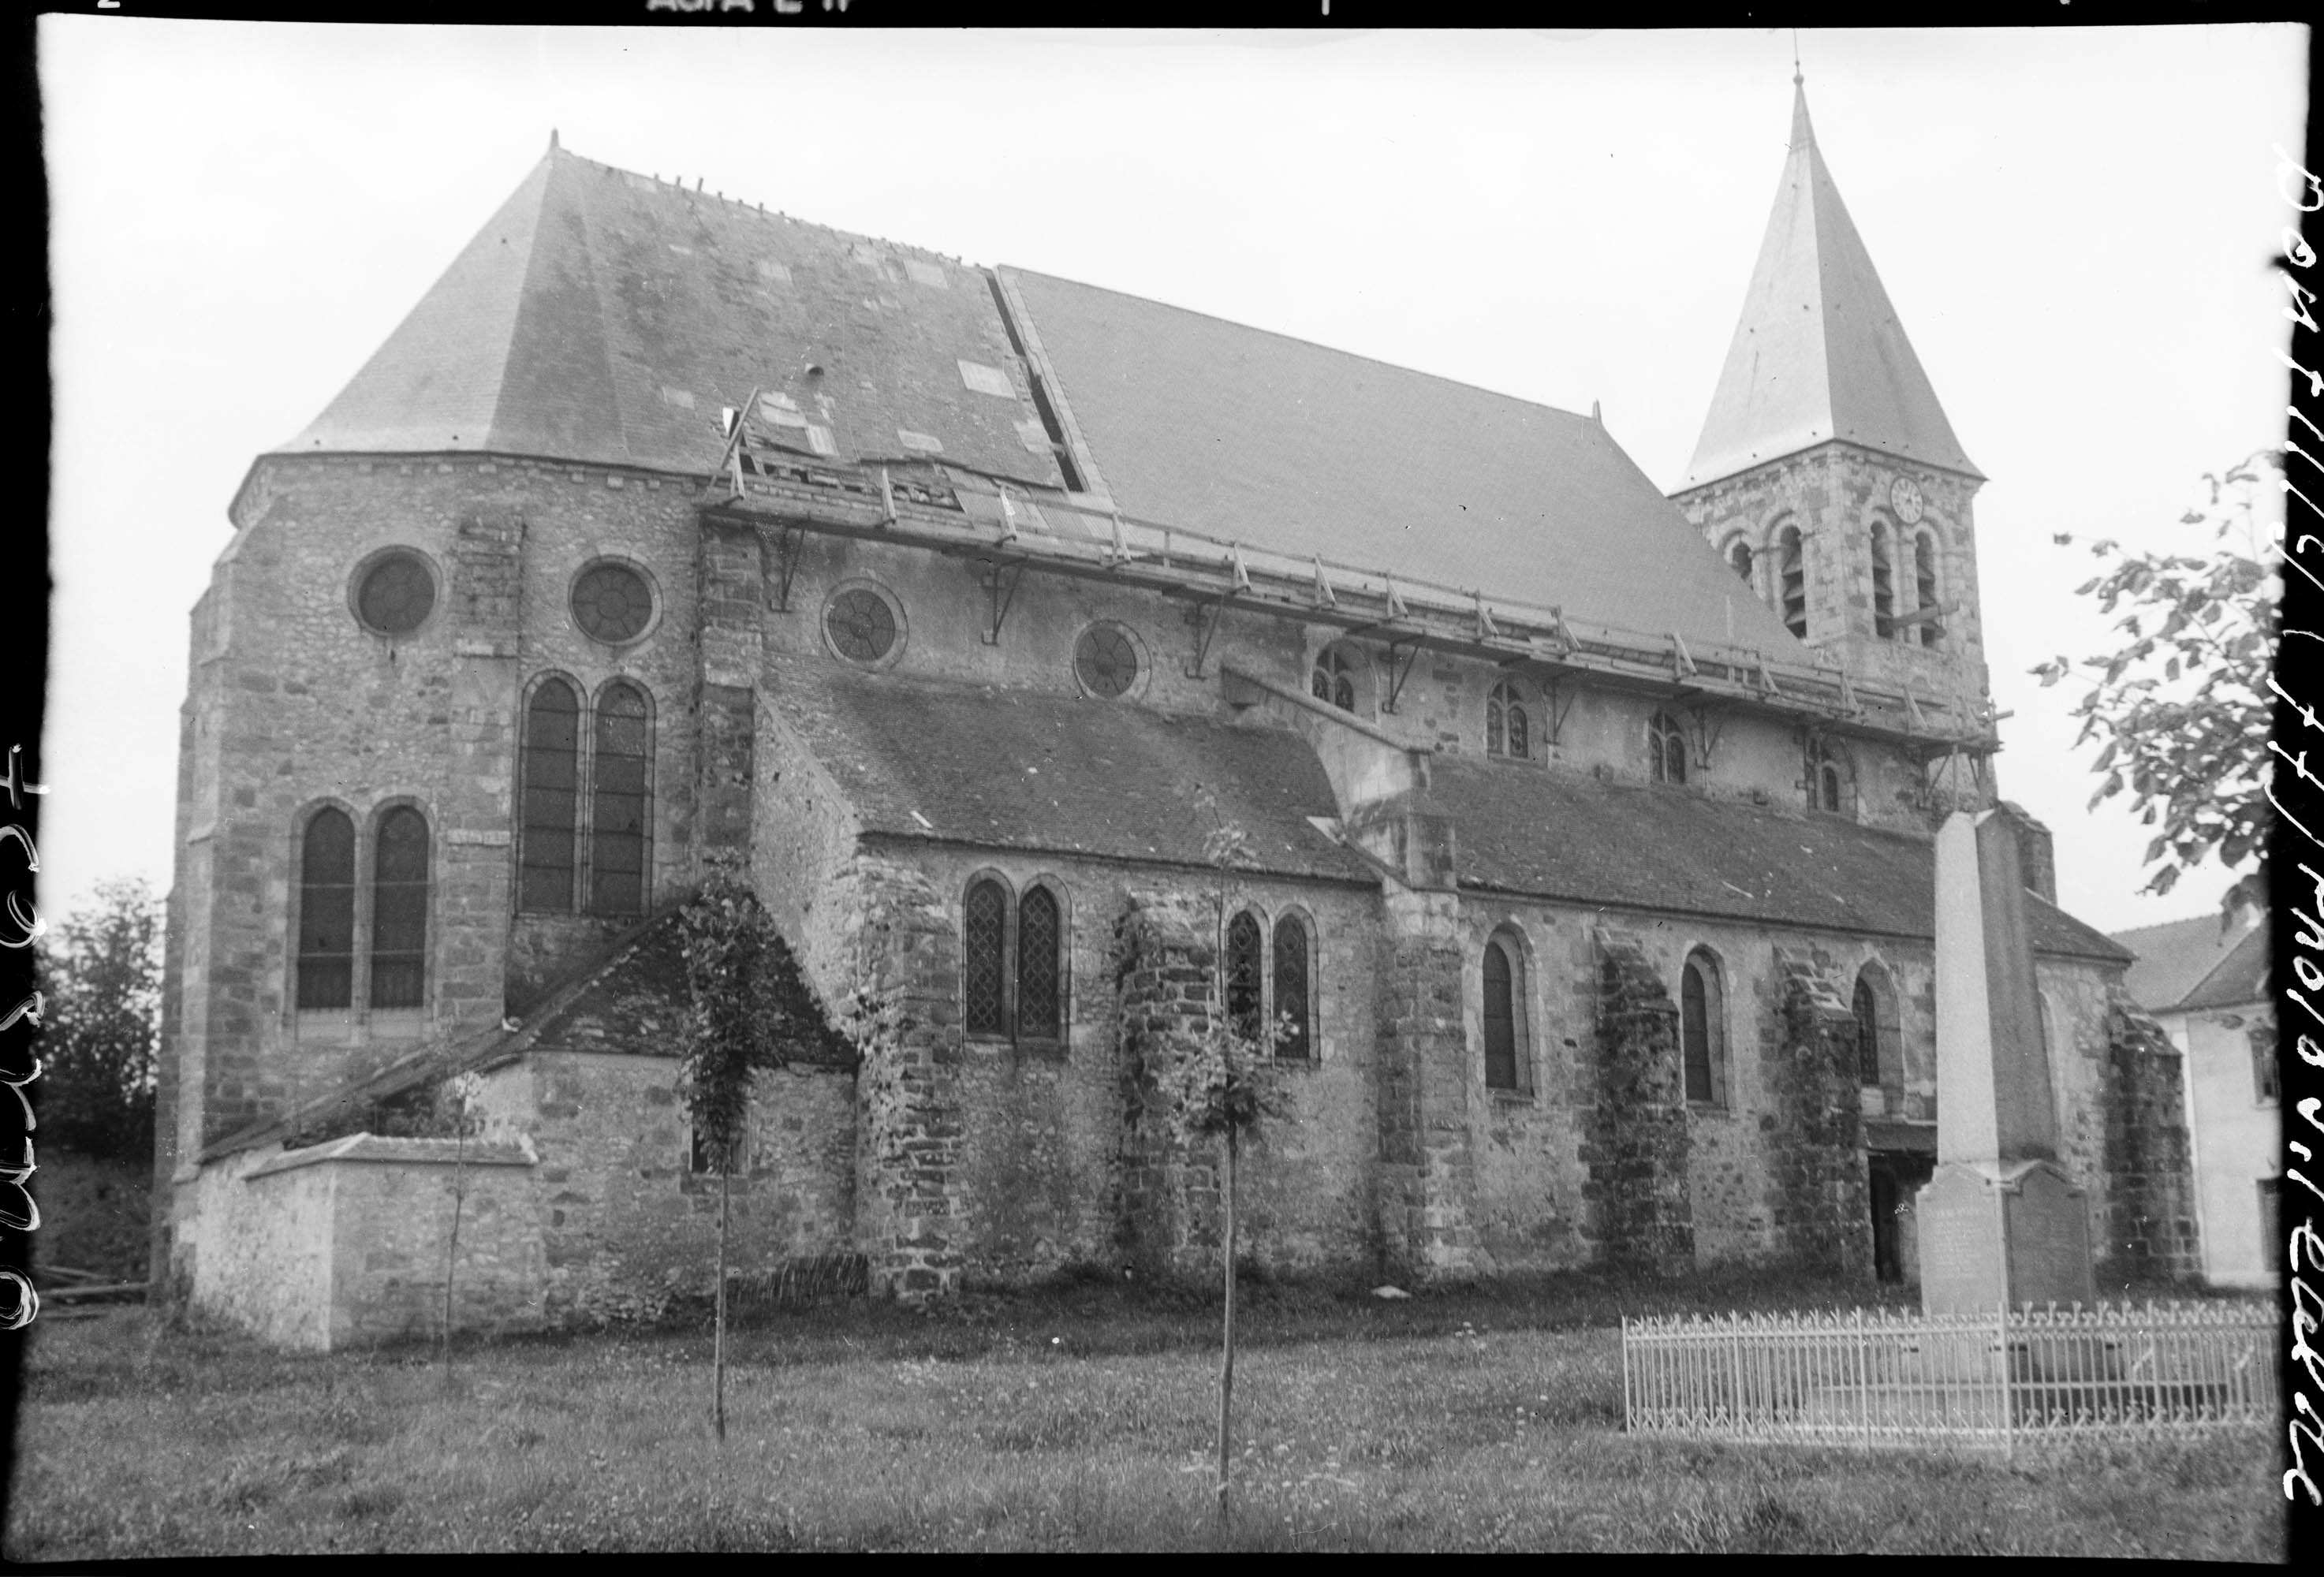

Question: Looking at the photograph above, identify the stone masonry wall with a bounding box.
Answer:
[1375,887,1479,1281]
[474,1049,856,1326]
[1114,888,1222,1280]
[1768,950,1873,1276]
[168,454,707,1167]
[1584,929,1692,1269]
[2101,1000,2203,1281]
[841,854,966,1299]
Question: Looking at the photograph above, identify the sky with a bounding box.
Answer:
[35,21,2310,937]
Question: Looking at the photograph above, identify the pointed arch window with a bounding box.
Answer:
[370,807,431,1009]
[1311,646,1360,713]
[1017,885,1063,1042]
[297,808,356,1011]
[961,877,1069,1045]
[1852,974,1883,1087]
[1483,932,1529,1092]
[1487,680,1528,759]
[1870,520,1897,639]
[1649,710,1688,785]
[1808,737,1850,815]
[963,879,1008,1037]
[517,677,655,917]
[1225,911,1265,1044]
[1272,914,1313,1061]
[1681,949,1727,1105]
[519,680,580,913]
[1776,524,1807,638]
[591,684,651,917]
[1912,531,1942,649]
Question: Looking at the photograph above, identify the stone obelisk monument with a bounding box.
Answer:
[1914,810,2097,1315]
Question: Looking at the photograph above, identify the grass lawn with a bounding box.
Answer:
[2,1266,2288,1556]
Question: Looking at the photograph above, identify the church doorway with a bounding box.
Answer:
[1865,1149,1935,1284]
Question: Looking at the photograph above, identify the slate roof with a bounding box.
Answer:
[278,140,1814,658]
[1005,267,1808,658]
[766,661,1375,885]
[278,143,1063,488]
[1682,84,1981,489]
[2110,912,2270,1012]
[203,911,696,1161]
[1426,753,2128,961]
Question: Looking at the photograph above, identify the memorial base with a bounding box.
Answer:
[1914,1158,2095,1318]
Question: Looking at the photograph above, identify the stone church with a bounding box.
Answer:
[154,84,2197,1346]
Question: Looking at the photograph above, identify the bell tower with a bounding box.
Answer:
[1669,76,1991,737]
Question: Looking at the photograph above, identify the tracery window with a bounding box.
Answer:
[1487,680,1529,759]
[1681,949,1726,1105]
[572,561,655,645]
[1214,908,1319,1060]
[370,807,431,1009]
[1311,646,1360,713]
[297,808,356,1011]
[961,876,1069,1045]
[1482,931,1528,1092]
[1775,523,1807,638]
[1649,710,1688,785]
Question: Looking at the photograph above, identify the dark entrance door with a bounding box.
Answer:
[1868,1161,1902,1283]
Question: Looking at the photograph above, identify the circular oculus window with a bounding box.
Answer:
[1074,624,1141,698]
[824,587,900,664]
[354,550,437,637]
[572,561,655,644]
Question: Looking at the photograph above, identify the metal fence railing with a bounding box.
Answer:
[1621,1302,2277,1452]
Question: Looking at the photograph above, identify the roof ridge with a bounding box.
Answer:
[2108,911,2255,942]
[1001,265,1603,431]
[556,140,977,270]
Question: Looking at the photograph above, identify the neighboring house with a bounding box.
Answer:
[152,84,2196,1348]
[2110,912,2277,1288]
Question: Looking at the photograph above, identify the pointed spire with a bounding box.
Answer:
[1681,82,1981,489]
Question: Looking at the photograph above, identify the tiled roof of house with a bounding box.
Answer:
[1005,267,1808,658]
[766,662,1375,885]
[1681,84,1980,490]
[278,144,1062,488]
[2110,912,2270,1012]
[1427,754,2128,960]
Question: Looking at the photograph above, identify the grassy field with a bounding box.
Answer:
[2,1267,2288,1556]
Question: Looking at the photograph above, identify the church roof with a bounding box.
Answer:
[766,661,1377,885]
[2110,912,2269,1012]
[1002,269,1807,656]
[1429,755,2128,962]
[278,140,1807,661]
[1681,84,1981,490]
[278,144,1064,487]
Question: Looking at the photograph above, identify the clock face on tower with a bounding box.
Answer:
[1889,476,1925,524]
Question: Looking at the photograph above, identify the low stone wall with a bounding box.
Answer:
[186,1135,539,1350]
